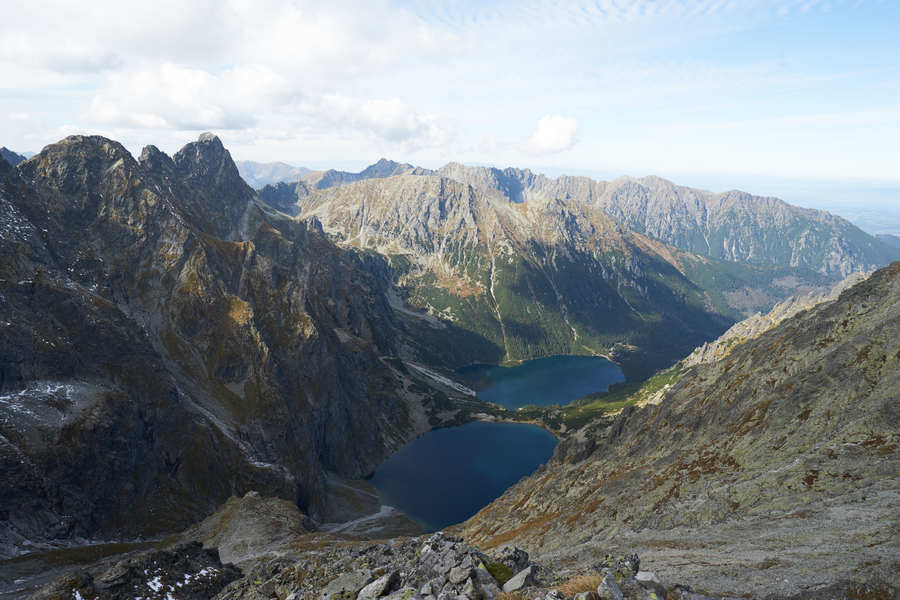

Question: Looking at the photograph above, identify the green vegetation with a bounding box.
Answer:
[464,362,688,436]
[485,562,514,585]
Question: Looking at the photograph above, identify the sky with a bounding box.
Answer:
[2,0,899,209]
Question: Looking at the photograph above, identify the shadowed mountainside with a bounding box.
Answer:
[0,134,441,557]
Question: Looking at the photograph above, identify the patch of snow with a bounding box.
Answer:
[321,504,399,534]
[406,362,475,397]
[147,575,163,592]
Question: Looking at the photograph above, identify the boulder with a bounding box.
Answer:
[321,569,373,599]
[358,571,400,599]
[597,575,624,600]
[502,565,536,593]
[635,571,667,600]
[449,566,474,585]
[494,545,530,573]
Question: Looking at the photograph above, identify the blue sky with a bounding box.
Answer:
[1,0,898,211]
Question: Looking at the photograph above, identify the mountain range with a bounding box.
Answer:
[260,159,897,280]
[255,158,898,377]
[1,134,897,599]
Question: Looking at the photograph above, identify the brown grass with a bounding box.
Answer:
[482,513,555,548]
[557,575,604,595]
[495,593,527,600]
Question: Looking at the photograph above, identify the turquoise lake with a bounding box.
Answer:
[458,354,625,409]
[367,421,557,531]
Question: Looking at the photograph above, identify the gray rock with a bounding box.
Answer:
[385,588,422,600]
[321,569,373,598]
[574,593,600,600]
[495,545,530,573]
[597,575,624,600]
[502,565,535,593]
[472,567,497,587]
[358,571,399,599]
[449,566,474,585]
[636,571,668,599]
[463,577,482,600]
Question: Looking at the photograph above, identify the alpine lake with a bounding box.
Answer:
[368,355,624,530]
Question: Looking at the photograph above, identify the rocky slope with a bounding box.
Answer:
[461,262,900,597]
[683,270,870,368]
[28,493,896,600]
[434,165,898,278]
[0,134,442,558]
[27,504,714,600]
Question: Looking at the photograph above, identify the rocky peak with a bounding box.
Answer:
[171,133,254,238]
[138,144,176,180]
[173,133,241,183]
[16,135,142,214]
[361,157,400,174]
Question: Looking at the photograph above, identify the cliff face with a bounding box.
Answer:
[462,262,900,596]
[0,135,428,557]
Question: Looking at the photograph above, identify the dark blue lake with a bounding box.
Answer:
[367,421,557,531]
[458,355,625,409]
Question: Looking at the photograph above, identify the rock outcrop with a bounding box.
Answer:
[31,542,241,600]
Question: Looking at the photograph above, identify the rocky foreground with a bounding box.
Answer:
[31,524,897,600]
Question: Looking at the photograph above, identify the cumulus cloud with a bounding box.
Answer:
[84,63,291,131]
[526,115,579,154]
[311,95,453,149]
[1,0,459,151]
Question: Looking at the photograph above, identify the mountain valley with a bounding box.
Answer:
[0,137,897,600]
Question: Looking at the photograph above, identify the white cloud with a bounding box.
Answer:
[310,95,453,149]
[526,115,579,154]
[84,63,291,131]
[0,0,894,181]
